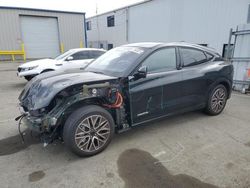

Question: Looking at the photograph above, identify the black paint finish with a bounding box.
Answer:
[19,42,233,133]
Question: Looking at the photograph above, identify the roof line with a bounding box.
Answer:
[0,6,85,15]
[86,0,152,19]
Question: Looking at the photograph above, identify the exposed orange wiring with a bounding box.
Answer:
[103,91,123,108]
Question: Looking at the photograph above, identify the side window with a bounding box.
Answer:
[88,51,105,59]
[180,48,207,67]
[71,51,89,60]
[142,48,176,73]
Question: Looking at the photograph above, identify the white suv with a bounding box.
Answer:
[17,48,106,81]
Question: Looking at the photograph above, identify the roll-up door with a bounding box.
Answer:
[20,16,60,59]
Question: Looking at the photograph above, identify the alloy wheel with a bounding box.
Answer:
[211,88,226,113]
[74,115,111,152]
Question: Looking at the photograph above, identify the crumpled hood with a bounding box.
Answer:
[19,71,117,110]
[19,59,58,68]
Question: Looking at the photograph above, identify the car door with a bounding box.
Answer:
[129,47,182,125]
[63,51,90,70]
[178,47,213,108]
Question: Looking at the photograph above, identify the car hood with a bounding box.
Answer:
[19,59,58,68]
[19,71,117,110]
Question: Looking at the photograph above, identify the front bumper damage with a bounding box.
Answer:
[17,107,60,145]
[17,81,122,145]
[17,92,84,144]
[18,105,59,133]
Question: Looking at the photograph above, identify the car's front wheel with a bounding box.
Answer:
[63,105,115,157]
[205,84,228,115]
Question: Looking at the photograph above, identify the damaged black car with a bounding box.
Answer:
[18,42,233,157]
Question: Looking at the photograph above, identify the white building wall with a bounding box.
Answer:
[128,0,250,53]
[87,0,250,53]
[87,9,127,49]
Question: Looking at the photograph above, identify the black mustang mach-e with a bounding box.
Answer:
[18,42,233,156]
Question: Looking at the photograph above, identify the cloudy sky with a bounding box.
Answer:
[0,0,144,17]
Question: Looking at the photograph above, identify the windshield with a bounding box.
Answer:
[54,50,73,60]
[85,46,144,77]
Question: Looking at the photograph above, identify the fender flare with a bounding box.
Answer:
[45,92,114,129]
[207,78,232,99]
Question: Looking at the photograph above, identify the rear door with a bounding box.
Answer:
[178,47,213,108]
[129,47,182,125]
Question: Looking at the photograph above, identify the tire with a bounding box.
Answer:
[63,105,115,157]
[24,76,33,81]
[205,84,228,116]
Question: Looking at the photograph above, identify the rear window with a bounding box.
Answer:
[180,48,208,67]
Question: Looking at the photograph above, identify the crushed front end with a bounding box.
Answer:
[17,71,128,145]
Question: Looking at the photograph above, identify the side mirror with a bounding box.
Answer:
[134,66,147,80]
[66,56,73,61]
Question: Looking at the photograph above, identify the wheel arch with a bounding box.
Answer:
[57,97,116,131]
[208,78,232,99]
[62,104,115,157]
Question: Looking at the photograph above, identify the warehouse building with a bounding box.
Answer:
[86,0,250,56]
[0,7,87,60]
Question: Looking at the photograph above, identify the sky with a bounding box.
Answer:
[0,0,144,17]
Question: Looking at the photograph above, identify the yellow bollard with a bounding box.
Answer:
[21,43,26,61]
[80,41,84,48]
[60,43,64,53]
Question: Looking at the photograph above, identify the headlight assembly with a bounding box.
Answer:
[23,65,38,71]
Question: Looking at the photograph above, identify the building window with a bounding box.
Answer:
[108,44,113,50]
[86,21,91,30]
[107,15,115,27]
[248,4,250,23]
[100,43,104,48]
[222,44,234,58]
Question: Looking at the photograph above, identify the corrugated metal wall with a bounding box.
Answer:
[0,8,85,60]
[128,0,250,54]
[86,0,250,54]
[86,8,127,49]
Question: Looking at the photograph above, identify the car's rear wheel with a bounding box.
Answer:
[205,84,228,115]
[63,105,114,157]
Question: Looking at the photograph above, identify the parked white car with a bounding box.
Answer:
[17,48,106,81]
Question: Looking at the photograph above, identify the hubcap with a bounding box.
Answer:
[74,115,110,152]
[211,88,226,113]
